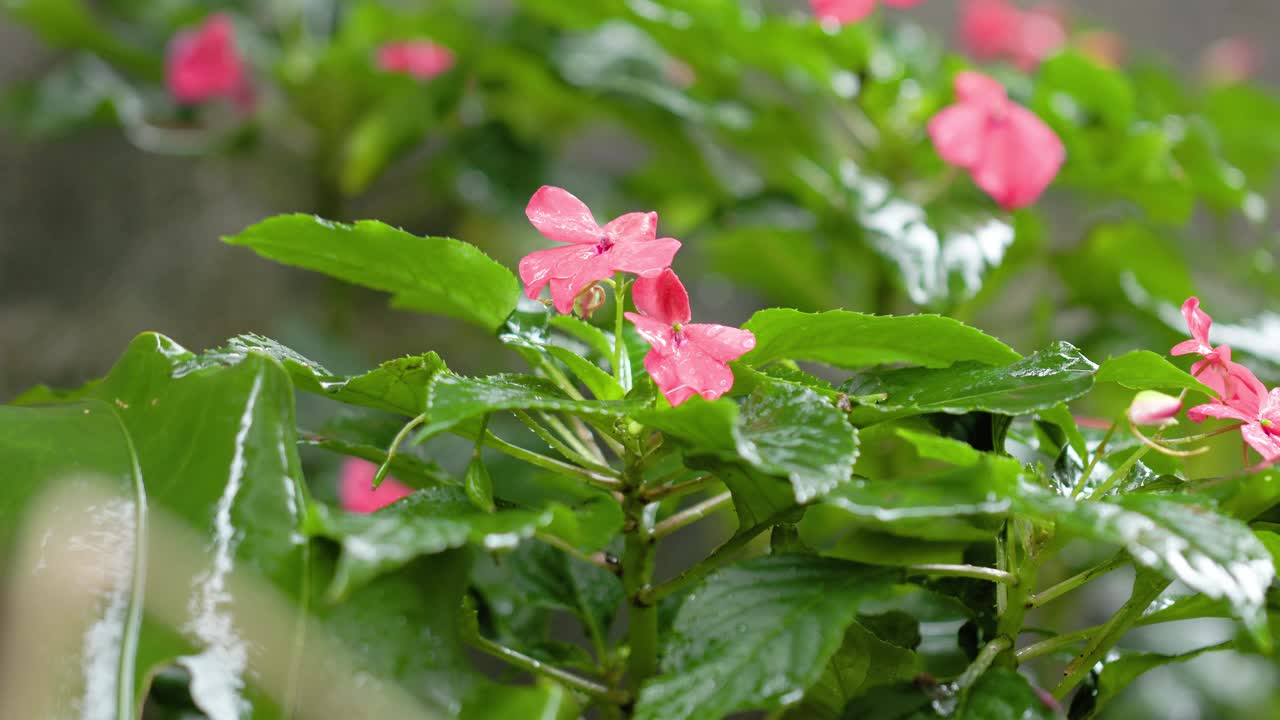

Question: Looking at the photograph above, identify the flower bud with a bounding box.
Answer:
[1128,391,1182,427]
[575,283,608,318]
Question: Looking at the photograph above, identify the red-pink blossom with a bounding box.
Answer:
[377,41,456,79]
[624,269,756,407]
[1128,391,1182,427]
[927,71,1065,209]
[1170,297,1267,408]
[520,186,681,314]
[810,0,924,26]
[339,458,415,514]
[1189,389,1280,466]
[959,0,1066,70]
[166,14,248,105]
[1201,35,1264,86]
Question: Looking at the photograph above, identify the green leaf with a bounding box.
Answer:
[464,455,496,512]
[954,667,1056,719]
[2,0,158,76]
[742,309,1021,369]
[425,373,640,436]
[782,620,923,719]
[223,214,520,330]
[1096,350,1214,395]
[1018,490,1274,647]
[640,382,859,504]
[460,680,579,720]
[546,345,625,400]
[844,342,1097,422]
[1073,644,1230,718]
[307,487,553,599]
[503,541,623,653]
[634,555,895,720]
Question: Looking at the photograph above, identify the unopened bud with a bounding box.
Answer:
[575,284,607,318]
[1128,391,1182,427]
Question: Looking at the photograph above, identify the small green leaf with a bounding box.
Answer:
[1096,350,1214,395]
[742,309,1021,369]
[307,488,553,599]
[1018,490,1274,647]
[546,345,625,400]
[223,215,520,330]
[844,341,1096,422]
[634,555,896,720]
[954,668,1057,719]
[1073,644,1230,718]
[464,456,495,512]
[425,373,640,437]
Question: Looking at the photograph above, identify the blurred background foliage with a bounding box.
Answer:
[2,1,1279,718]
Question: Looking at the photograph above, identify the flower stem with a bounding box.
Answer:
[466,632,631,705]
[1072,418,1118,499]
[534,531,619,576]
[1025,553,1126,610]
[651,492,734,540]
[905,564,1018,584]
[1090,445,1150,499]
[514,410,613,473]
[642,473,717,501]
[479,430,623,491]
[1015,625,1099,663]
[374,411,428,487]
[613,273,632,392]
[1052,574,1170,699]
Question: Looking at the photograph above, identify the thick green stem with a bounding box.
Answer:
[954,636,1012,692]
[642,473,716,501]
[1052,574,1171,699]
[514,410,612,473]
[651,492,733,540]
[622,483,659,694]
[994,521,1035,662]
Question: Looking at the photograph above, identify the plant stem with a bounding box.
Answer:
[480,430,623,491]
[514,410,612,473]
[1015,625,1099,663]
[651,492,734,540]
[905,564,1018,584]
[374,412,428,487]
[642,473,716,501]
[954,636,1012,692]
[622,470,659,694]
[1025,553,1126,610]
[467,632,631,705]
[639,521,772,605]
[1072,419,1117,499]
[612,273,632,392]
[534,531,619,575]
[1052,574,1170,699]
[1090,445,1150,499]
[994,521,1034,659]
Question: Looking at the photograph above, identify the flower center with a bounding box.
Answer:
[595,233,614,255]
[1263,419,1274,427]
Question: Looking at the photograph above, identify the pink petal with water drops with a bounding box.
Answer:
[632,269,691,326]
[525,186,604,245]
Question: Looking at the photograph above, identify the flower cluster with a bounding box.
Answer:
[959,0,1066,71]
[1174,297,1280,465]
[520,187,755,406]
[809,0,924,26]
[165,15,455,106]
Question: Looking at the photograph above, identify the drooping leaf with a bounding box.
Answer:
[741,309,1021,370]
[1018,490,1274,647]
[307,487,553,599]
[1095,351,1213,395]
[633,555,896,720]
[223,214,520,330]
[843,342,1097,423]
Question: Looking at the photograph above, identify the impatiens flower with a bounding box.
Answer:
[377,41,456,79]
[1201,35,1263,86]
[167,14,248,105]
[958,0,1066,70]
[339,458,414,514]
[927,71,1065,210]
[520,186,681,314]
[810,0,924,26]
[1128,391,1182,427]
[1170,297,1266,408]
[625,269,755,407]
[1188,388,1280,466]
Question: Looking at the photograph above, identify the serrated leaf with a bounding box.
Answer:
[223,214,520,330]
[741,309,1020,369]
[425,373,640,437]
[1018,490,1274,647]
[634,555,896,720]
[844,342,1097,422]
[307,487,553,599]
[1096,351,1214,395]
[504,542,623,652]
[954,667,1057,719]
[782,620,922,720]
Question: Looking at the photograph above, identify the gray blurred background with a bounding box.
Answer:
[1,0,1277,399]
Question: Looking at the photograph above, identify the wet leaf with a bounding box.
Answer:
[224,214,520,331]
[1095,351,1213,395]
[424,373,641,437]
[464,455,495,512]
[741,309,1021,370]
[782,620,922,719]
[503,541,623,652]
[1071,644,1230,719]
[954,668,1057,719]
[633,555,896,720]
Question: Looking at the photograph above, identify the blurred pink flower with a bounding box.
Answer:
[625,269,755,407]
[1075,30,1127,69]
[1008,5,1068,70]
[1128,391,1182,427]
[377,41,456,79]
[1201,35,1264,86]
[1170,297,1266,408]
[927,71,1065,209]
[339,458,414,514]
[166,14,248,105]
[959,0,1066,70]
[520,186,681,314]
[810,0,924,26]
[1189,388,1280,466]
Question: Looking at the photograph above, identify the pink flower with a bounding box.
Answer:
[339,458,414,513]
[520,186,681,314]
[1128,391,1182,427]
[810,0,924,26]
[624,269,756,407]
[377,41,456,79]
[927,71,1065,210]
[958,0,1066,70]
[1189,388,1280,466]
[166,14,248,105]
[1201,35,1264,86]
[1170,297,1267,408]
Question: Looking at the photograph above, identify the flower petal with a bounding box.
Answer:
[1180,297,1213,346]
[644,344,736,406]
[1127,390,1182,426]
[632,268,691,325]
[1170,339,1205,357]
[526,186,602,245]
[603,211,657,246]
[519,244,595,299]
[928,104,989,170]
[607,236,682,278]
[810,0,877,25]
[953,70,1008,107]
[626,312,676,352]
[971,104,1064,210]
[339,458,415,514]
[684,323,757,363]
[1009,7,1067,71]
[960,0,1020,60]
[1241,423,1280,465]
[1187,402,1253,424]
[551,252,615,314]
[167,14,246,104]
